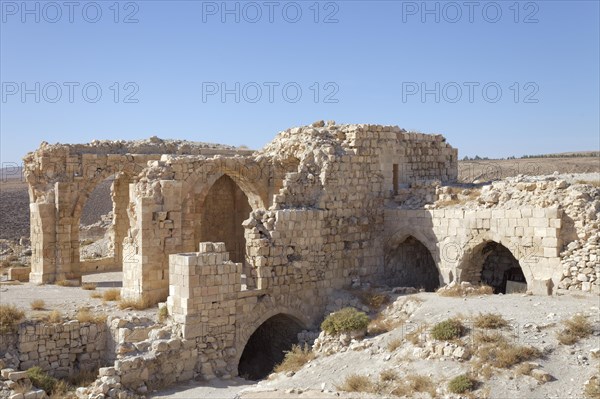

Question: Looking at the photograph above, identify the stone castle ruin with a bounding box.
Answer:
[20,122,599,385]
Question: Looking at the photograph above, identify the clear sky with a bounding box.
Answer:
[1,0,599,165]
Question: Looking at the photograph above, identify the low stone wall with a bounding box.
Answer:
[8,267,30,282]
[1,320,109,378]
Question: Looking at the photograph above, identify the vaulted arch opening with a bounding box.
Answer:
[480,242,526,294]
[237,314,304,380]
[461,241,527,294]
[195,174,252,263]
[384,236,440,291]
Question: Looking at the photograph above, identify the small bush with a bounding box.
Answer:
[30,299,46,310]
[274,344,315,373]
[321,307,370,335]
[0,304,25,333]
[46,310,63,324]
[13,380,33,394]
[448,374,475,394]
[75,308,107,324]
[27,366,58,394]
[90,292,103,299]
[337,374,374,393]
[474,313,508,329]
[102,289,121,301]
[118,298,149,310]
[557,315,593,345]
[81,282,97,290]
[430,319,464,340]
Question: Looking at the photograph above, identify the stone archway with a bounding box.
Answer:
[73,171,134,274]
[237,313,305,380]
[194,175,252,263]
[384,235,440,291]
[459,240,529,294]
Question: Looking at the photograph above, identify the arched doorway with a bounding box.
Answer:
[237,314,304,380]
[385,236,440,291]
[76,172,132,273]
[479,242,526,294]
[195,175,252,263]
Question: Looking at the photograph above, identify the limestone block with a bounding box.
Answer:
[530,279,553,296]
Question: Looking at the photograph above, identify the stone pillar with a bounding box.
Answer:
[122,180,183,304]
[55,182,80,281]
[111,176,130,266]
[29,202,56,284]
[167,242,241,340]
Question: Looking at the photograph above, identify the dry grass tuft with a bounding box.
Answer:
[387,338,403,352]
[406,323,427,345]
[274,344,315,373]
[0,304,25,333]
[474,331,506,346]
[476,338,541,368]
[438,284,493,297]
[75,308,107,324]
[30,299,46,310]
[102,288,121,302]
[90,291,103,299]
[557,315,593,345]
[46,310,63,324]
[81,282,97,290]
[368,314,395,335]
[514,362,536,376]
[12,380,32,394]
[379,369,398,382]
[584,376,600,399]
[390,374,436,397]
[474,313,508,329]
[67,367,98,387]
[56,279,79,287]
[337,374,374,393]
[118,297,150,310]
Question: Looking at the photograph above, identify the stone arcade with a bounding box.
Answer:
[23,122,571,381]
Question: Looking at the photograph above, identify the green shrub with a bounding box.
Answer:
[430,319,464,340]
[27,366,58,394]
[448,374,475,394]
[321,307,370,335]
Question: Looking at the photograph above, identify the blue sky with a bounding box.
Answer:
[1,0,599,164]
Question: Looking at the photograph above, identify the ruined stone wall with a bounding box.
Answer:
[1,320,108,378]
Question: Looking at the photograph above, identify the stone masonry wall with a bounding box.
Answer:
[1,320,108,378]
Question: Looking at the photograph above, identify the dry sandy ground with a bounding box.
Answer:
[1,273,598,398]
[0,272,157,321]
